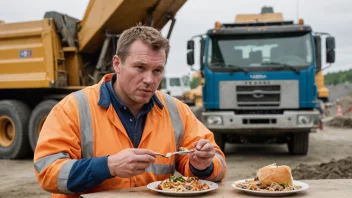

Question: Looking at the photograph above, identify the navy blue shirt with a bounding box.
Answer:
[65,74,213,193]
[104,74,163,148]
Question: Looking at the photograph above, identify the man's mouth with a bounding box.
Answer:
[139,89,153,93]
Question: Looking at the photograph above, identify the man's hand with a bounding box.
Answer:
[107,148,156,178]
[188,139,215,170]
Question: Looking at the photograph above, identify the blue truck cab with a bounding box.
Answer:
[186,8,336,155]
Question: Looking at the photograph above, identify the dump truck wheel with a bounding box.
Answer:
[0,100,31,159]
[214,132,225,152]
[287,132,309,155]
[29,100,58,152]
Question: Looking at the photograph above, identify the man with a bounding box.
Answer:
[316,99,329,129]
[33,25,226,198]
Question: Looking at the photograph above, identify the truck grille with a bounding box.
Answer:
[236,85,281,107]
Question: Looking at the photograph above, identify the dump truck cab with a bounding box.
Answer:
[187,7,336,155]
[159,75,191,99]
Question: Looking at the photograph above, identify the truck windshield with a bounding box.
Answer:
[207,32,313,70]
[170,78,181,87]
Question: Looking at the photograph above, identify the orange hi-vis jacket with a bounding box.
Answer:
[34,74,226,198]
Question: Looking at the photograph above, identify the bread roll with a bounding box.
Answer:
[256,163,294,187]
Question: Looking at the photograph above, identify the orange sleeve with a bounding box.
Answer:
[33,94,82,193]
[175,100,226,181]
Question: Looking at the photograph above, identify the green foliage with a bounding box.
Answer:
[190,77,202,89]
[324,69,352,85]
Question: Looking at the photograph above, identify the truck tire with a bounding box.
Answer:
[29,100,58,152]
[287,132,309,155]
[214,132,225,152]
[0,100,31,159]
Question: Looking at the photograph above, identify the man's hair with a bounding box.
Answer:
[116,25,170,63]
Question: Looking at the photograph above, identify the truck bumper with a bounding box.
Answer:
[202,110,320,134]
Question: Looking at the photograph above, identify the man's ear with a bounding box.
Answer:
[113,55,121,74]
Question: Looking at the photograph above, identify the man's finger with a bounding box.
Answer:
[199,142,214,151]
[195,139,210,150]
[133,148,156,156]
[195,150,215,158]
[192,142,197,147]
[190,156,212,169]
[135,162,151,170]
[134,154,156,163]
[193,155,213,165]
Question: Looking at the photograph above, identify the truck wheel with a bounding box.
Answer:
[0,100,31,159]
[287,132,309,155]
[29,100,58,152]
[214,132,225,152]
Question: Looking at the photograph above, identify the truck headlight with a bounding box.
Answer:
[206,116,223,125]
[297,115,312,125]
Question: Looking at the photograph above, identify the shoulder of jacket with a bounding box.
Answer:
[155,90,190,112]
[58,84,100,109]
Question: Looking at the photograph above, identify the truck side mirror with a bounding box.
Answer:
[326,36,335,63]
[327,50,335,63]
[187,51,194,66]
[187,40,195,66]
[187,40,195,50]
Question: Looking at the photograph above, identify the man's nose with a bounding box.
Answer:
[143,71,154,85]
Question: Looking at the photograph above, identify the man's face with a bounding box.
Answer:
[113,40,165,105]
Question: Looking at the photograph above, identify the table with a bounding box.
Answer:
[81,179,352,198]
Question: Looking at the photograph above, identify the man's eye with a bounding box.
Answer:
[136,66,143,70]
[154,69,162,73]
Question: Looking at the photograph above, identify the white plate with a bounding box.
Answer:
[147,179,218,197]
[232,179,309,197]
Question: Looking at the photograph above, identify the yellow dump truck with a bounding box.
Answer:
[316,71,329,101]
[0,0,187,159]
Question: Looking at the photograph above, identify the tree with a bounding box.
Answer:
[190,77,202,89]
[325,69,352,85]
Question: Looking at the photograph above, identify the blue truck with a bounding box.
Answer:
[186,7,336,155]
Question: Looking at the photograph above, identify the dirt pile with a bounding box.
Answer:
[292,157,352,180]
[341,96,352,116]
[326,116,352,128]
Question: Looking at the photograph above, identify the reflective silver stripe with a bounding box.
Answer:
[34,152,70,173]
[145,163,175,175]
[208,175,217,181]
[73,90,93,158]
[57,159,76,194]
[162,93,184,150]
[214,152,226,181]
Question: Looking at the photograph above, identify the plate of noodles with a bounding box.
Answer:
[232,163,309,197]
[147,176,218,196]
[232,178,309,197]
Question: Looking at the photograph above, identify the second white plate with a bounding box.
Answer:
[232,179,309,197]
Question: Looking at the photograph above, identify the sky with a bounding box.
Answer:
[1,0,351,76]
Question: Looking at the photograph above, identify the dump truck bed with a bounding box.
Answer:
[0,19,63,89]
[0,0,187,89]
[78,0,187,53]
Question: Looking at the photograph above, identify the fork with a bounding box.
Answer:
[154,149,195,158]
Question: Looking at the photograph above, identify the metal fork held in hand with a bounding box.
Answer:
[154,150,195,158]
